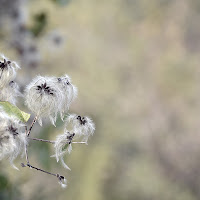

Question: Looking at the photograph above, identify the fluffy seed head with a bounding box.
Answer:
[56,75,78,120]
[24,76,64,126]
[0,54,20,88]
[0,109,27,169]
[65,114,95,143]
[52,131,75,170]
[0,81,22,105]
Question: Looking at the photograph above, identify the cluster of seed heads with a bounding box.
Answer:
[0,54,95,188]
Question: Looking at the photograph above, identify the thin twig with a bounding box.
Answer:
[21,162,65,184]
[28,137,87,145]
[27,163,57,176]
[22,163,56,177]
[28,137,55,144]
[27,116,37,136]
[24,126,29,164]
[25,145,29,164]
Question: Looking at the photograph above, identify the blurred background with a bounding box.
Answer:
[0,0,200,199]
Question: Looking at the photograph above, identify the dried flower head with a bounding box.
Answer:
[0,110,27,170]
[56,75,78,120]
[65,114,95,143]
[0,81,22,105]
[24,76,64,126]
[52,131,75,170]
[0,54,20,88]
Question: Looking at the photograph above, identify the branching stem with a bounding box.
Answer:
[21,162,65,184]
[23,119,84,185]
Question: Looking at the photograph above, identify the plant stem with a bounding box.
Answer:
[28,137,55,144]
[26,163,57,177]
[25,145,29,164]
[28,137,87,145]
[24,126,29,164]
[21,162,65,182]
[27,116,37,137]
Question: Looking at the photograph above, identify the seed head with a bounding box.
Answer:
[56,75,78,120]
[65,114,95,143]
[24,76,64,126]
[0,54,20,88]
[0,110,27,170]
[52,131,75,170]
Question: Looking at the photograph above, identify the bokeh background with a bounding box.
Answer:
[0,0,200,199]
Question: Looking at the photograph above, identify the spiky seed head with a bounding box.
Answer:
[24,76,64,126]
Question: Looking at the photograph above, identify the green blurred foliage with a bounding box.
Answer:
[0,173,22,200]
[30,12,48,37]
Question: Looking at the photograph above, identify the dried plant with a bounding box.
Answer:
[0,54,95,188]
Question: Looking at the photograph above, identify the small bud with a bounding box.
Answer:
[21,163,26,167]
[57,174,67,188]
